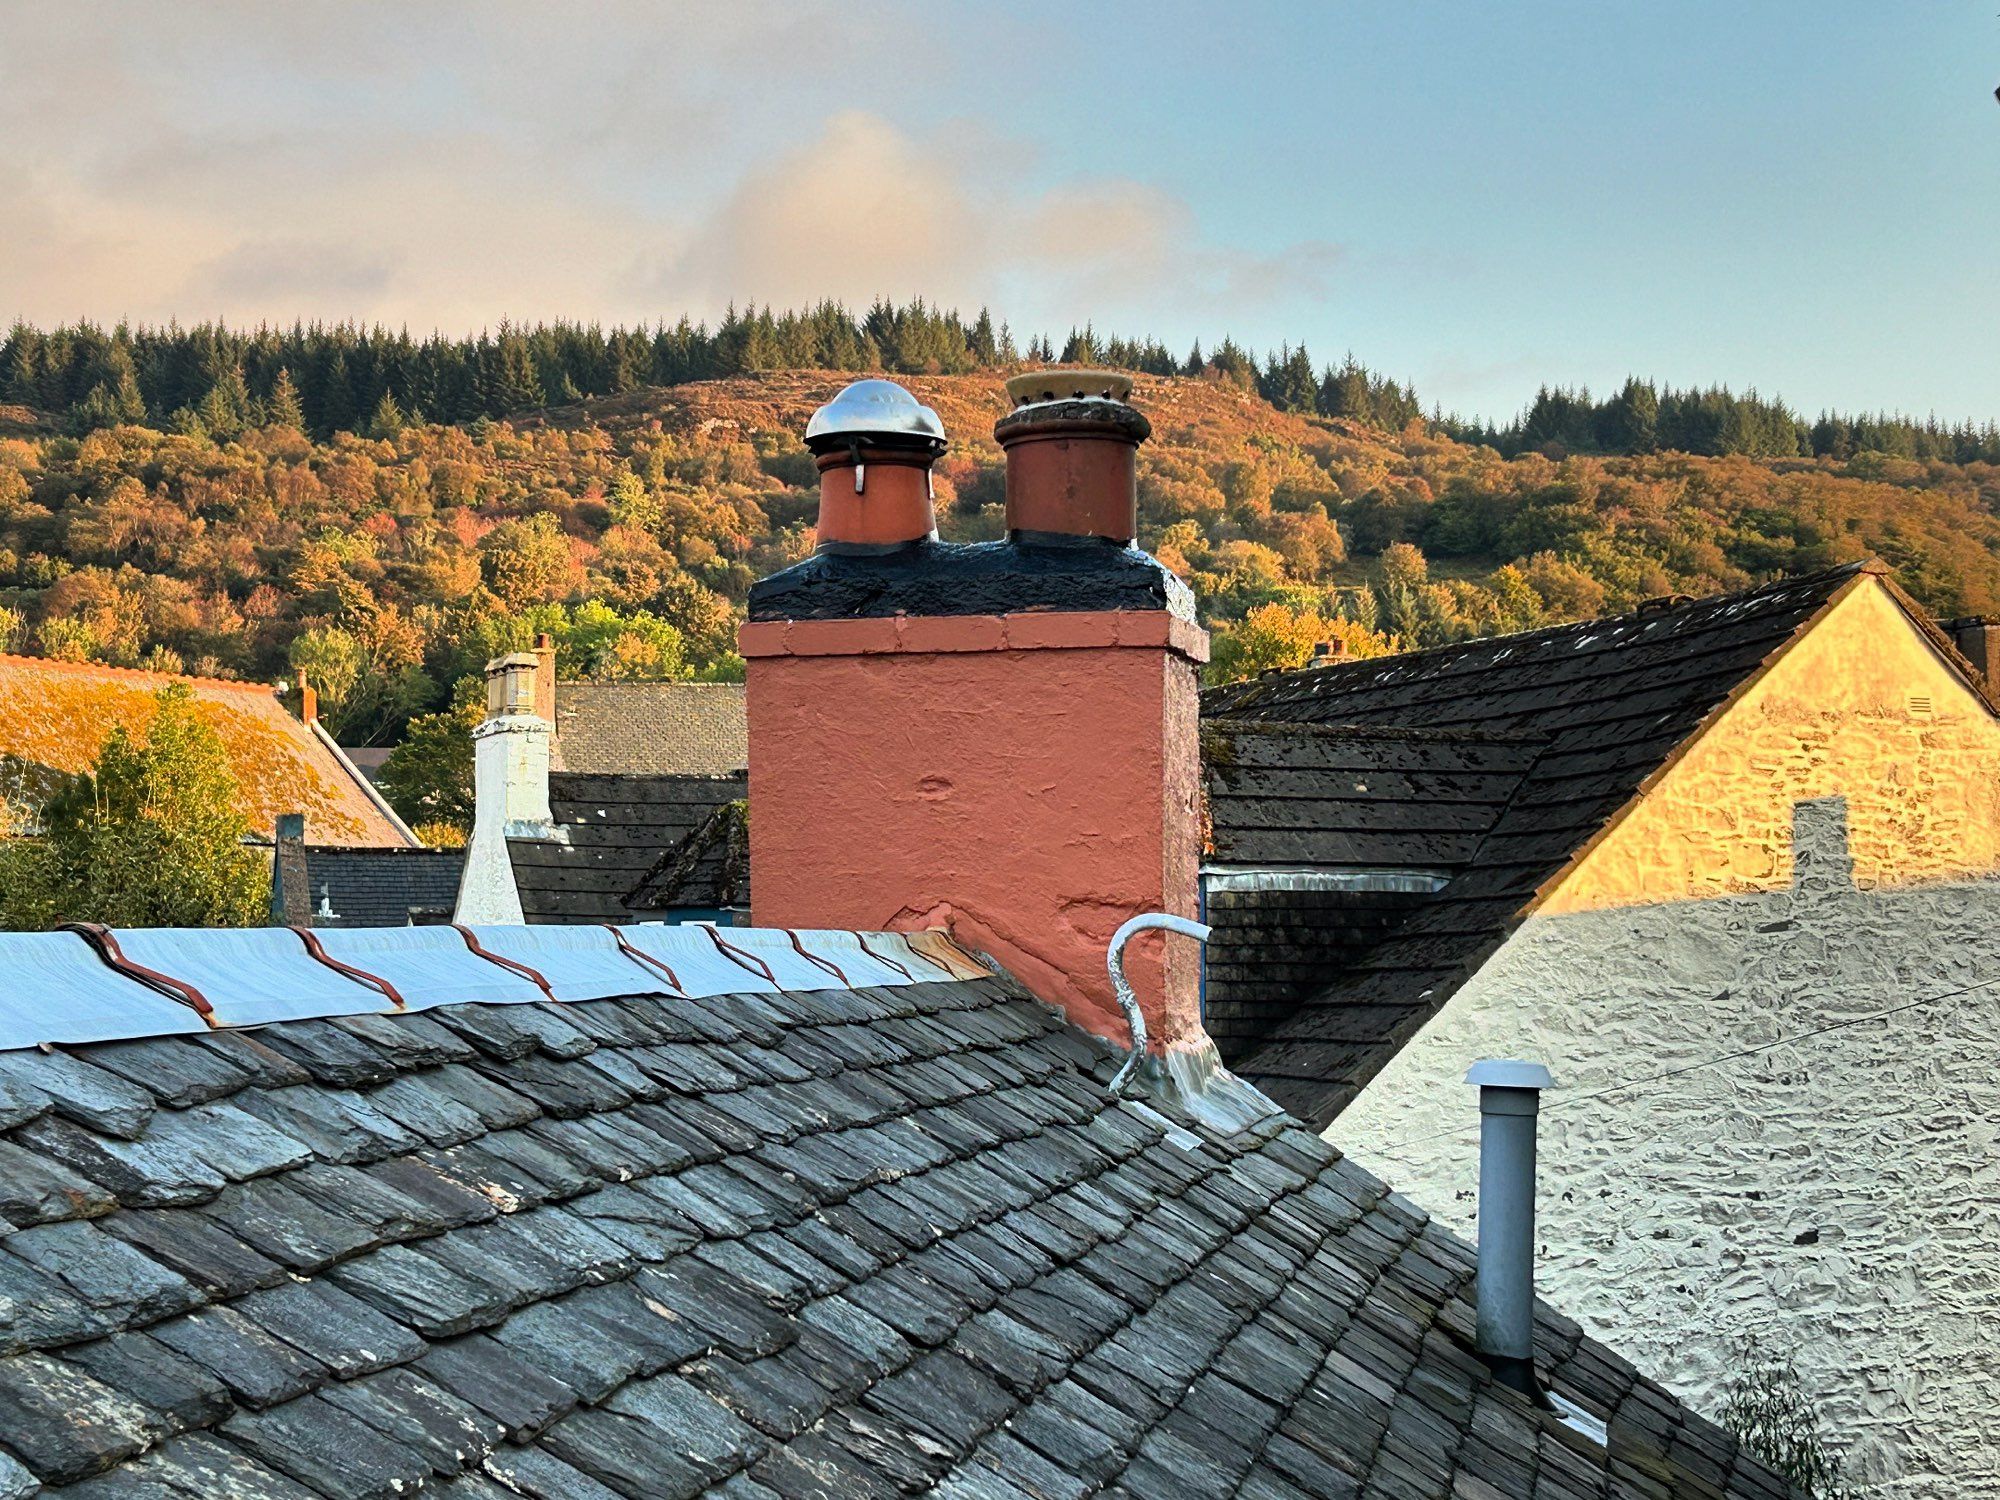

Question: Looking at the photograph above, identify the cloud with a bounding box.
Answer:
[0,9,1337,338]
[665,112,1341,332]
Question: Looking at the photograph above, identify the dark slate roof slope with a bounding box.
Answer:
[297,846,466,927]
[0,976,1789,1497]
[1206,563,1874,1125]
[628,797,750,914]
[553,683,747,778]
[1205,720,1543,872]
[510,772,746,923]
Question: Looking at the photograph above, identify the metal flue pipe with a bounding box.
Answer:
[1465,1058,1554,1397]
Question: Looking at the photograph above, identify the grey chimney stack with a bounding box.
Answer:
[1465,1058,1554,1396]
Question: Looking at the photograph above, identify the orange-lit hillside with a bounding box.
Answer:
[0,654,409,846]
[4,367,1999,747]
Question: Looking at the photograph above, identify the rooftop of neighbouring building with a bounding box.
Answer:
[0,653,412,848]
[290,845,467,928]
[1203,559,1998,1126]
[0,920,1791,1498]
[552,681,747,778]
[507,771,748,924]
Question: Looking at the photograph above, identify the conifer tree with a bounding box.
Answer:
[969,308,998,365]
[266,368,307,429]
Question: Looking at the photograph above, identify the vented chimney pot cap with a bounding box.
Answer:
[1006,369,1134,407]
[1465,1059,1554,1090]
[804,378,946,453]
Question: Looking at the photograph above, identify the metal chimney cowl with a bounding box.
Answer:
[803,379,947,554]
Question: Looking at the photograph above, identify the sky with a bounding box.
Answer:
[2,1,1996,424]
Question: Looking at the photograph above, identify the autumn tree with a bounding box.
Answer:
[480,512,576,608]
[0,685,267,928]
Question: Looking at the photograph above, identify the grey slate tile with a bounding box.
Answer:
[94,1208,286,1299]
[229,1084,422,1166]
[150,1304,328,1410]
[1,1221,199,1329]
[478,1445,630,1500]
[0,1453,34,1500]
[78,1037,261,1109]
[317,1367,507,1477]
[325,1243,516,1338]
[415,1333,578,1440]
[59,1331,235,1439]
[0,1137,114,1226]
[8,1115,224,1208]
[224,1392,433,1500]
[126,1432,326,1500]
[0,1352,156,1484]
[233,1278,429,1378]
[0,1051,153,1138]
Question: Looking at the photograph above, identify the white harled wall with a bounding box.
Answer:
[1335,802,2000,1498]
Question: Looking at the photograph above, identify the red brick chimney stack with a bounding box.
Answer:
[742,373,1209,1058]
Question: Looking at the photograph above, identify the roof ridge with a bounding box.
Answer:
[556,684,752,696]
[1206,560,1874,701]
[0,650,277,696]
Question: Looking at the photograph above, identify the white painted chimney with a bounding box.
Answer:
[1466,1058,1554,1397]
[453,650,564,923]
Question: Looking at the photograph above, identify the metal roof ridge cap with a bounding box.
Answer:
[452,923,556,998]
[60,922,217,1024]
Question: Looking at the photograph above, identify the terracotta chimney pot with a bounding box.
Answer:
[803,379,947,553]
[995,370,1151,545]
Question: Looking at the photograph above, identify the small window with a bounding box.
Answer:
[1908,693,1934,717]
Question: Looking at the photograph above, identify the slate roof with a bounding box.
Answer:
[1204,721,1543,873]
[510,774,748,923]
[0,940,1790,1498]
[295,847,467,928]
[553,683,747,778]
[0,655,411,848]
[1202,562,1892,1126]
[627,799,750,915]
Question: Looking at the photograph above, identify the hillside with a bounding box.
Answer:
[3,368,2000,748]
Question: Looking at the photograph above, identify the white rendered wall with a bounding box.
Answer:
[1335,805,2000,1497]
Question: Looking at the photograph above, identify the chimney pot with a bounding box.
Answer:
[803,379,946,553]
[294,668,317,725]
[995,369,1151,545]
[1466,1058,1554,1397]
[532,632,556,725]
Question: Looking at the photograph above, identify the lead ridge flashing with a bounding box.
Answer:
[0,924,987,1053]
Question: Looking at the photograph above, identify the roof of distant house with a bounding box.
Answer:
[509,771,747,922]
[553,681,747,777]
[291,845,466,927]
[0,921,1788,1497]
[625,797,750,915]
[1203,560,1981,1127]
[0,654,413,847]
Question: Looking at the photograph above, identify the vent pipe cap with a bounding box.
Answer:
[1465,1059,1554,1091]
[804,379,946,455]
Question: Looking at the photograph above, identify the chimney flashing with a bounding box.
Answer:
[748,537,1196,626]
